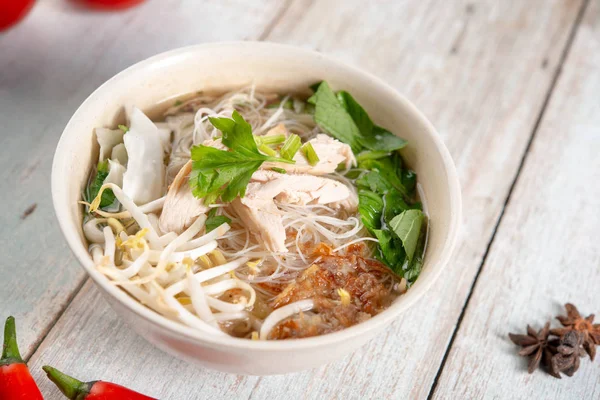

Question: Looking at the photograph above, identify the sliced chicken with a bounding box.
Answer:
[262,134,356,175]
[159,160,208,234]
[231,172,354,252]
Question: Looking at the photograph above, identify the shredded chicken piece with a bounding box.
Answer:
[231,171,354,252]
[262,134,356,175]
[159,161,208,234]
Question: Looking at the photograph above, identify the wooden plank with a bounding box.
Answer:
[431,2,600,398]
[249,1,587,399]
[25,0,587,399]
[0,0,288,359]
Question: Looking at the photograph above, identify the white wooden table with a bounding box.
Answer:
[1,0,599,398]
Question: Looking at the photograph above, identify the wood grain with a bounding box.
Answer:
[0,0,288,359]
[431,1,600,398]
[13,0,594,399]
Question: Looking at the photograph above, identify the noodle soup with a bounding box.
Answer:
[82,82,427,340]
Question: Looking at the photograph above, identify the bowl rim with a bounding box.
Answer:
[51,41,462,351]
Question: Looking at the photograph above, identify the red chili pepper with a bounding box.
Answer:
[0,0,36,32]
[73,0,145,10]
[43,366,156,400]
[0,316,44,400]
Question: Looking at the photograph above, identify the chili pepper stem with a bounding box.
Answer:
[1,316,23,365]
[43,365,91,400]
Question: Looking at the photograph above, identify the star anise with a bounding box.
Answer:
[550,303,600,361]
[547,331,586,378]
[509,322,552,373]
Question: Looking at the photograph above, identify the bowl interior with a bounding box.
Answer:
[52,42,460,349]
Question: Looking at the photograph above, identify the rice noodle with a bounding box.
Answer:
[259,299,315,340]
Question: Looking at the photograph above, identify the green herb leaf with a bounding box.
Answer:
[280,134,302,160]
[373,229,406,271]
[87,161,116,208]
[357,157,407,196]
[401,169,417,194]
[301,142,320,166]
[271,167,287,174]
[118,124,129,133]
[359,126,407,152]
[358,190,383,231]
[356,150,391,163]
[389,209,424,262]
[189,112,294,204]
[205,208,232,233]
[308,82,362,152]
[336,91,373,138]
[403,227,426,284]
[255,134,286,146]
[189,146,264,203]
[383,191,411,223]
[356,171,397,195]
[337,90,408,152]
[258,144,277,157]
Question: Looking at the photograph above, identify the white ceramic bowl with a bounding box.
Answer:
[52,42,461,375]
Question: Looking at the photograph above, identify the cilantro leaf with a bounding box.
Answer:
[189,111,293,204]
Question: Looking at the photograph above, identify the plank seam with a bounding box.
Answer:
[425,1,591,398]
[24,275,89,362]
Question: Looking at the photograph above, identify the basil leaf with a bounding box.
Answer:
[383,191,411,223]
[337,90,408,152]
[308,82,362,152]
[356,170,397,195]
[401,169,417,194]
[357,158,407,196]
[359,126,408,152]
[389,209,424,261]
[403,226,426,285]
[373,229,406,272]
[358,190,383,231]
[356,150,391,163]
[336,90,373,138]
